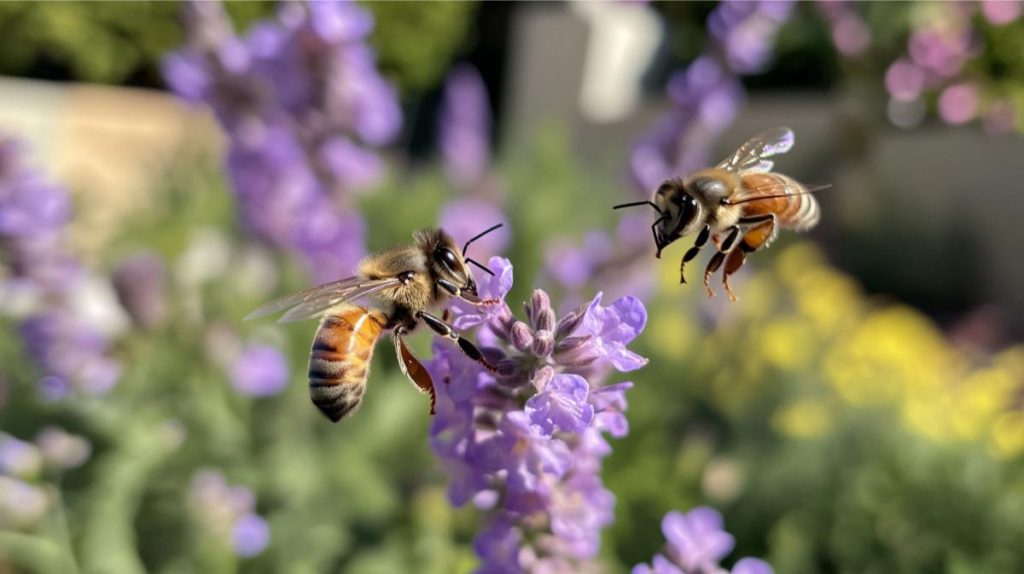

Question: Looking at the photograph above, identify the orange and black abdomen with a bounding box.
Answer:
[308,306,386,422]
[737,172,820,231]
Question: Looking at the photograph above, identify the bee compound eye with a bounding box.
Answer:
[436,247,459,270]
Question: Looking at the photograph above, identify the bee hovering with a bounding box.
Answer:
[614,127,827,301]
[245,225,503,422]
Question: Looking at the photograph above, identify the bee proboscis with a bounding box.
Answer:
[245,225,502,422]
[614,127,827,301]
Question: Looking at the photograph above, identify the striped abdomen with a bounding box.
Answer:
[738,172,820,231]
[308,306,386,422]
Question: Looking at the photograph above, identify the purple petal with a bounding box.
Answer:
[733,558,774,574]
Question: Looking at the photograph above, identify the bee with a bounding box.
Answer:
[245,225,503,422]
[614,127,827,301]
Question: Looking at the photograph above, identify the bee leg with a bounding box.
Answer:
[722,249,746,302]
[438,279,500,307]
[651,214,669,258]
[703,251,726,297]
[416,311,497,372]
[680,225,710,284]
[394,329,437,415]
[722,217,776,301]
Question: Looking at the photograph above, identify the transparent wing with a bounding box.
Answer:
[716,127,795,175]
[244,276,402,323]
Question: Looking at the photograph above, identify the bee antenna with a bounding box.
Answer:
[612,200,662,214]
[462,223,504,256]
[466,258,495,276]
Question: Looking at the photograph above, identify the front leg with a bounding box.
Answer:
[437,278,500,306]
[702,225,740,297]
[679,225,710,284]
[416,311,497,372]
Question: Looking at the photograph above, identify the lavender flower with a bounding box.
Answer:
[164,0,401,282]
[439,64,492,189]
[633,507,772,574]
[229,343,290,397]
[429,257,646,572]
[0,137,121,397]
[189,469,270,557]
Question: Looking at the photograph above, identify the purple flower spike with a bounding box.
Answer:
[164,0,402,280]
[439,64,492,189]
[428,258,646,571]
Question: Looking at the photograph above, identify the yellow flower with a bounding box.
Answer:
[772,397,834,438]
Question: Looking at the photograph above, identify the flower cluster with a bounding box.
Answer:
[0,428,91,529]
[428,257,646,572]
[630,1,794,193]
[188,469,270,558]
[633,507,772,574]
[164,0,402,282]
[0,137,121,398]
[883,1,1021,132]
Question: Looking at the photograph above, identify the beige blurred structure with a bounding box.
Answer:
[0,76,222,255]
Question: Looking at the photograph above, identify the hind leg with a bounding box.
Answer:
[722,217,776,301]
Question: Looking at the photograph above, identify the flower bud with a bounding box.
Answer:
[554,310,586,339]
[526,290,555,331]
[531,330,554,357]
[510,321,533,352]
[553,335,591,356]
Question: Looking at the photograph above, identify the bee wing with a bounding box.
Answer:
[734,173,831,202]
[244,276,403,323]
[394,335,437,415]
[716,127,795,175]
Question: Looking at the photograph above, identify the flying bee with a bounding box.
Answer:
[245,225,503,422]
[614,127,828,301]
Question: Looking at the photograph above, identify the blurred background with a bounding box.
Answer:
[2,1,1024,572]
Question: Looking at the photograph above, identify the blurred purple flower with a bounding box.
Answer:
[634,507,772,574]
[429,257,645,571]
[0,435,42,479]
[439,64,492,189]
[229,344,290,397]
[34,427,91,471]
[112,251,168,330]
[232,512,271,557]
[189,469,270,555]
[938,82,979,125]
[1,137,122,397]
[981,0,1021,25]
[629,0,791,195]
[885,59,925,102]
[0,476,49,528]
[815,1,870,57]
[439,198,510,261]
[164,0,401,281]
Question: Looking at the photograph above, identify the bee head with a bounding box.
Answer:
[416,228,474,290]
[653,181,703,257]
